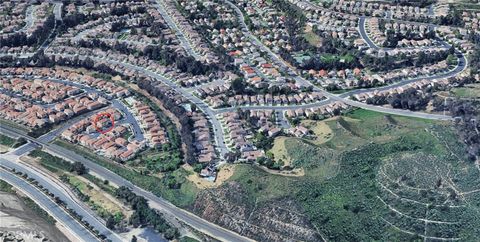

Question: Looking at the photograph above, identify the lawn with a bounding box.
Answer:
[450,83,480,99]
[303,26,322,48]
[0,134,17,147]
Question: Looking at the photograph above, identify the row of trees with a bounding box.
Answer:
[115,186,179,240]
[361,47,453,72]
[137,77,196,164]
[30,149,87,175]
[272,0,309,52]
[10,168,109,240]
[365,88,432,111]
[449,101,480,161]
[393,0,436,8]
[0,15,55,48]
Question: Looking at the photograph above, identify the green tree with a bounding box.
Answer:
[106,215,116,229]
[231,78,246,94]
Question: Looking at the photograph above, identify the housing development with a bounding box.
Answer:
[0,0,479,241]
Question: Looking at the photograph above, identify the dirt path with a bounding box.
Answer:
[184,164,235,189]
[256,165,305,177]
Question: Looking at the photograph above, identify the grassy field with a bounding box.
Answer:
[67,175,128,220]
[53,139,198,208]
[0,119,29,132]
[450,83,480,99]
[0,134,27,153]
[269,136,292,166]
[303,26,322,48]
[27,150,130,221]
[0,134,17,147]
[228,109,480,241]
[301,119,333,145]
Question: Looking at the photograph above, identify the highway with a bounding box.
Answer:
[0,125,254,242]
[0,168,99,242]
[0,152,122,242]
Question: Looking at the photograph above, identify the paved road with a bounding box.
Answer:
[213,99,332,114]
[0,153,122,242]
[358,16,379,49]
[2,74,147,142]
[153,1,201,60]
[224,0,457,121]
[1,117,253,242]
[276,110,291,129]
[338,53,466,99]
[0,168,99,242]
[428,4,435,16]
[17,5,37,33]
[50,53,230,157]
[112,100,145,142]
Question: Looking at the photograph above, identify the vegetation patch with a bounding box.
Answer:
[62,175,127,222]
[226,109,480,241]
[52,140,198,208]
[301,119,333,145]
[268,136,292,167]
[0,134,27,152]
[450,83,480,98]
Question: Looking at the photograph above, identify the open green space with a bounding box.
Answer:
[53,139,198,208]
[0,134,17,147]
[303,31,322,47]
[228,109,480,241]
[449,83,480,99]
[0,134,26,153]
[65,175,125,220]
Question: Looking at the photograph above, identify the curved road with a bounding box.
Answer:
[0,153,123,242]
[48,53,230,157]
[223,0,460,121]
[0,168,99,242]
[0,125,254,242]
[358,16,379,49]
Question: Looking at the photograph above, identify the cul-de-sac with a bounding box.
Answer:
[0,0,479,241]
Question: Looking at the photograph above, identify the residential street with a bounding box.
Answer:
[0,125,254,242]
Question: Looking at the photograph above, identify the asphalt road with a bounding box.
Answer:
[224,0,457,121]
[2,74,147,143]
[358,16,379,49]
[0,153,122,242]
[54,2,63,21]
[111,100,145,142]
[153,1,201,60]
[51,53,230,158]
[18,5,37,33]
[0,125,254,242]
[0,168,99,242]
